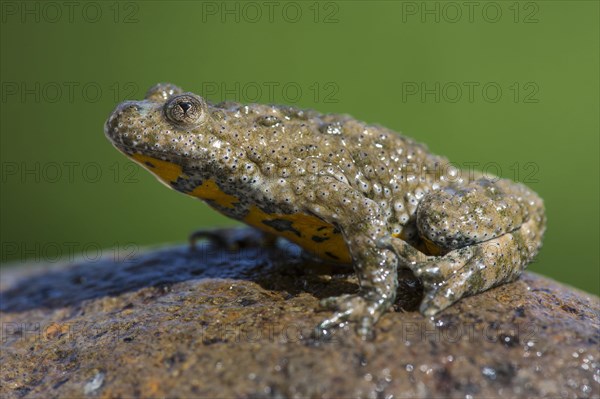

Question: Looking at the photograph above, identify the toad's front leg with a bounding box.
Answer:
[314,186,400,339]
[317,230,398,339]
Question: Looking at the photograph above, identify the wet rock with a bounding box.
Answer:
[1,228,598,398]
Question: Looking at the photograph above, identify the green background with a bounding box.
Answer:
[1,1,598,295]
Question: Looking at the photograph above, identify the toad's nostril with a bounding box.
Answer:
[178,102,192,113]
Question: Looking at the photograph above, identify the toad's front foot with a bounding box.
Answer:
[317,292,394,340]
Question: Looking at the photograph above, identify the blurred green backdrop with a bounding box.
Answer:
[1,1,598,295]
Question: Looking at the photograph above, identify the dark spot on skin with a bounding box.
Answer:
[325,251,340,260]
[52,379,69,390]
[257,115,281,127]
[311,235,329,243]
[560,304,579,314]
[317,226,327,231]
[514,306,526,318]
[332,226,341,234]
[262,219,301,237]
[203,337,226,345]
[145,161,155,168]
[434,367,453,394]
[239,298,257,306]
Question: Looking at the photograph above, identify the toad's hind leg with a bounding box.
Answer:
[411,178,546,316]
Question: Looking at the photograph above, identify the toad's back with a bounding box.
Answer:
[213,101,453,250]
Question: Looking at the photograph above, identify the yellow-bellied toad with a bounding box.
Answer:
[104,83,546,338]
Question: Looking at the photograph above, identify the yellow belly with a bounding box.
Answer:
[131,153,352,263]
[243,205,351,263]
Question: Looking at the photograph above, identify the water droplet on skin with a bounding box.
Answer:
[83,371,105,395]
[482,366,496,380]
[319,122,343,135]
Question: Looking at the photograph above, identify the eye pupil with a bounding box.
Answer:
[178,102,192,113]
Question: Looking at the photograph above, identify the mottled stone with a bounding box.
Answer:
[1,229,598,399]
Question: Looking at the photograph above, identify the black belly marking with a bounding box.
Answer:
[170,174,204,194]
[312,235,330,243]
[325,251,340,260]
[262,218,302,237]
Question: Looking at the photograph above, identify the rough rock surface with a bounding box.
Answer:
[1,228,598,399]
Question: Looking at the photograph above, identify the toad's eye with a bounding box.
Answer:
[164,93,206,127]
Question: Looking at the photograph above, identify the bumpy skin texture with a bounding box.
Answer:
[105,83,546,338]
